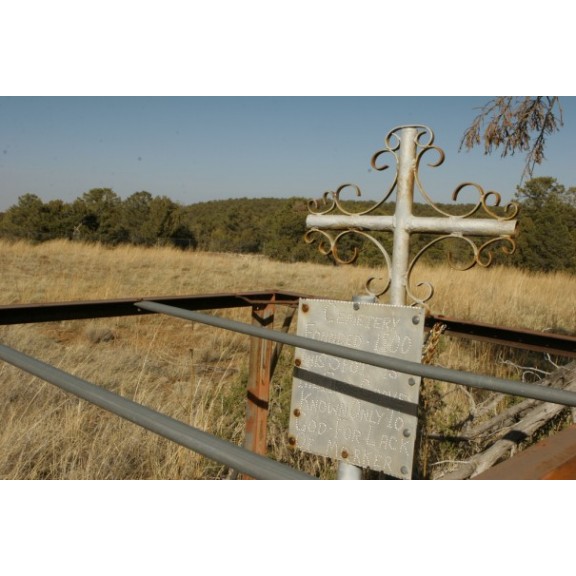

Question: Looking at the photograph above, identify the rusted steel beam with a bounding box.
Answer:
[244,301,276,463]
[0,291,303,325]
[426,314,576,359]
[472,425,576,480]
[2,291,573,359]
[242,302,298,478]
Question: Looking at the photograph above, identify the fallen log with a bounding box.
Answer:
[435,361,576,480]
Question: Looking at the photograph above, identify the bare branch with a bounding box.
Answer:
[460,97,563,181]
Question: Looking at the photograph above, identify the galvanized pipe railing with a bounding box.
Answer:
[0,343,314,480]
[136,300,576,408]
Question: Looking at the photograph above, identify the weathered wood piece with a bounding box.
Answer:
[436,361,576,479]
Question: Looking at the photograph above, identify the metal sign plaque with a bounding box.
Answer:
[289,299,425,478]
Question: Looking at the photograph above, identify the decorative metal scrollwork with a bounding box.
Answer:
[404,234,517,307]
[304,227,393,295]
[304,125,519,307]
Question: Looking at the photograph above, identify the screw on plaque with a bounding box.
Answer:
[412,315,420,325]
[302,303,310,313]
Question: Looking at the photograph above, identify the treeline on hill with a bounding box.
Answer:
[0,177,575,272]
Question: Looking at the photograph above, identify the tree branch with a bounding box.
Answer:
[460,96,563,182]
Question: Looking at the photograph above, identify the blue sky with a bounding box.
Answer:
[1,96,575,212]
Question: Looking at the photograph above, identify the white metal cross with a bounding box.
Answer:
[305,125,519,307]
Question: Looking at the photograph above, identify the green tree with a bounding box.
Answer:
[119,191,153,244]
[74,188,122,242]
[262,199,321,262]
[43,199,78,239]
[0,194,38,239]
[0,194,83,241]
[138,196,196,248]
[513,177,576,272]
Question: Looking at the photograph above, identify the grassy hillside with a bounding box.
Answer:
[0,239,574,479]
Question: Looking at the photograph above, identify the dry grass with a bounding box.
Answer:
[1,239,575,479]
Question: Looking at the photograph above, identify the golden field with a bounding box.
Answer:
[0,239,575,479]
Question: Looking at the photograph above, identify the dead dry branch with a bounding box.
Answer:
[435,361,576,479]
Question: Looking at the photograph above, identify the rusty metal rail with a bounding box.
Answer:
[0,290,302,325]
[473,425,576,480]
[426,314,576,359]
[1,291,574,358]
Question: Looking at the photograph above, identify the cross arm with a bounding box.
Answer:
[306,214,517,237]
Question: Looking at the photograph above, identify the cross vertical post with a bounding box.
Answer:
[390,126,417,305]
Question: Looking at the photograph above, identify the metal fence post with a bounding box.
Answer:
[244,301,276,461]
